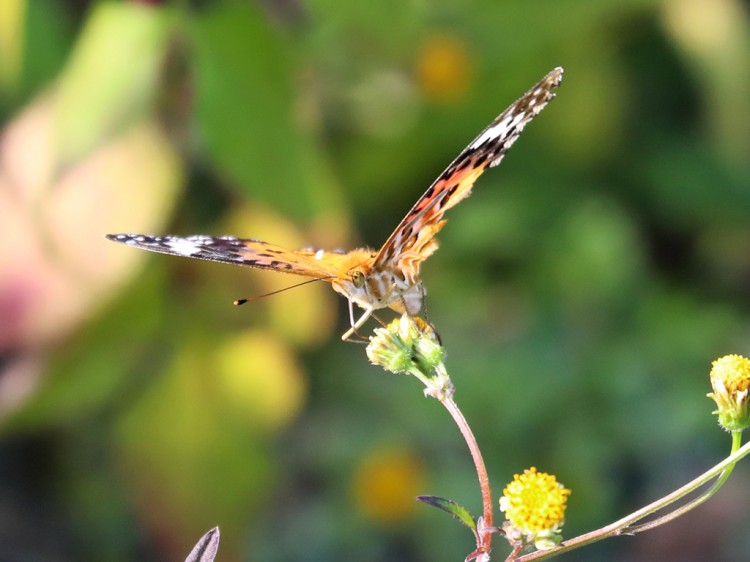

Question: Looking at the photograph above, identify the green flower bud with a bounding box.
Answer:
[366,315,452,396]
[366,319,414,375]
[413,335,444,374]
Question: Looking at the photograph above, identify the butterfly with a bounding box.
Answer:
[107,67,563,341]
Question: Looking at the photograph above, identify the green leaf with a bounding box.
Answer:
[20,0,74,102]
[191,3,315,219]
[417,495,476,531]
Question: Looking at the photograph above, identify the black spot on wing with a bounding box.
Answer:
[455,151,476,172]
[437,185,459,210]
[267,260,294,270]
[421,183,436,201]
[474,149,493,167]
[437,147,477,182]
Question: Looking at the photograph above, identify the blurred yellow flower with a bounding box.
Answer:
[708,354,750,431]
[214,330,307,432]
[500,467,570,549]
[416,34,472,104]
[352,447,424,525]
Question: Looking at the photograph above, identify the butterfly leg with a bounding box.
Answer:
[413,283,428,322]
[341,300,374,342]
[371,312,388,327]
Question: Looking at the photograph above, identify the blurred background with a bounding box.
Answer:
[1,0,749,560]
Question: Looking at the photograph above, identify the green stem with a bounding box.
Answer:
[625,430,742,533]
[518,433,750,561]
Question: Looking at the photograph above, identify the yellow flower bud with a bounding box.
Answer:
[708,354,750,432]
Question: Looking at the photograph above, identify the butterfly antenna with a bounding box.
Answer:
[233,277,333,306]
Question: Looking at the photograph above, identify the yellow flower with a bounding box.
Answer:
[500,467,571,550]
[352,446,424,525]
[708,354,750,431]
[416,34,472,105]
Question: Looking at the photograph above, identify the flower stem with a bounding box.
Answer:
[625,430,742,533]
[439,394,494,552]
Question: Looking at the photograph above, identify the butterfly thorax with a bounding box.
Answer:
[332,265,424,316]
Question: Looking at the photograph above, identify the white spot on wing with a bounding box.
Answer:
[469,111,525,149]
[315,249,325,260]
[166,237,204,256]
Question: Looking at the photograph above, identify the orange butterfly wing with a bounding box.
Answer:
[373,67,563,282]
[105,234,374,281]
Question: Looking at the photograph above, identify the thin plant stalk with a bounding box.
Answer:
[518,433,750,561]
[440,394,494,550]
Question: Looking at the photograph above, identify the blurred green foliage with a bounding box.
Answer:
[1,0,750,561]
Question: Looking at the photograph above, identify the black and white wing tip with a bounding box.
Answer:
[105,233,256,265]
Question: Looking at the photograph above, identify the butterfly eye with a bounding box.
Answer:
[350,269,366,288]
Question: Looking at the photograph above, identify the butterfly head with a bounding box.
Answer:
[331,262,424,319]
[336,265,370,294]
[330,264,378,309]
